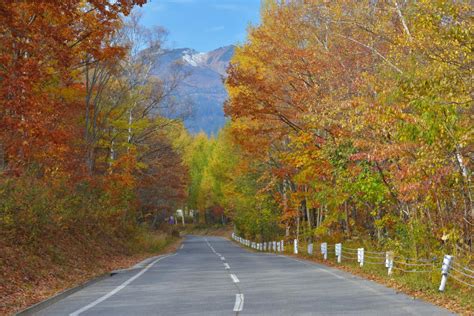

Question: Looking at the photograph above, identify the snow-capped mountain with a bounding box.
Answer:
[151,45,235,135]
[179,45,234,76]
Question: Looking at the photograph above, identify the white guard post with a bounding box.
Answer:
[281,240,284,252]
[294,239,298,254]
[308,243,313,255]
[321,242,327,260]
[273,241,277,252]
[439,255,453,292]
[357,248,364,267]
[335,243,342,263]
[277,242,281,252]
[385,251,394,275]
[264,242,267,251]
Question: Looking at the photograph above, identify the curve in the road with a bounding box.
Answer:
[33,235,453,316]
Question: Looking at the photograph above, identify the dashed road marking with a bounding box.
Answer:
[230,274,240,283]
[233,294,244,312]
[205,237,243,313]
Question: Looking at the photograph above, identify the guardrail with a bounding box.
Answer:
[231,233,474,292]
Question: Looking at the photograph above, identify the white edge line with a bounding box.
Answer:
[233,294,244,312]
[220,257,225,261]
[224,263,230,269]
[278,255,345,280]
[180,244,184,249]
[69,253,176,316]
[230,274,239,283]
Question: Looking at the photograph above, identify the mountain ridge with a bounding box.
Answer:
[150,45,235,135]
[151,45,235,136]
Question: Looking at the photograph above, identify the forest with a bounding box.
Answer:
[226,0,472,255]
[0,1,193,312]
[196,0,473,256]
[0,0,472,313]
[187,0,473,306]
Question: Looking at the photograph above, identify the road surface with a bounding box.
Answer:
[36,235,452,315]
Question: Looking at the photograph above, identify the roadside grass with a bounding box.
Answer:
[285,241,473,315]
[128,228,176,253]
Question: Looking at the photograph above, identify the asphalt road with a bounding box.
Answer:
[35,235,453,315]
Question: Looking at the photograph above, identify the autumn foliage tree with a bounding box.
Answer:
[0,3,194,309]
[0,0,145,173]
[223,0,473,257]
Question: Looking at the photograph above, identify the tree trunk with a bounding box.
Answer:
[0,143,4,170]
[296,211,300,242]
[304,198,313,243]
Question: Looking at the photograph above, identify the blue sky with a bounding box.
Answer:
[137,0,261,52]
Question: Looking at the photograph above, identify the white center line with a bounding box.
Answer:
[69,253,176,316]
[233,294,244,312]
[205,237,244,313]
[230,274,240,283]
